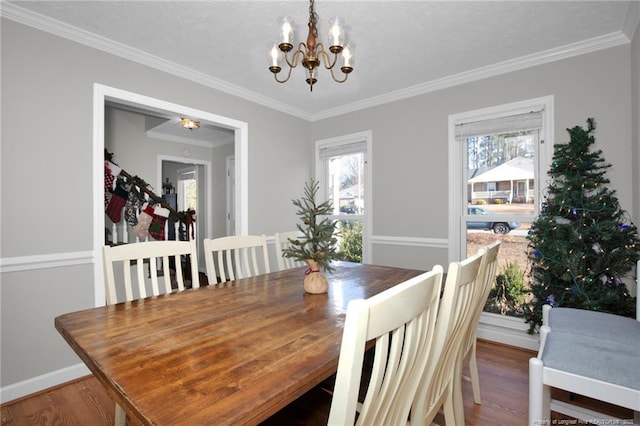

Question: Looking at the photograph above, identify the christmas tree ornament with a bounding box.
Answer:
[149,205,170,240]
[105,185,129,223]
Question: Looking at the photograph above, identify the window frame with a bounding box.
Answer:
[448,96,554,263]
[448,95,554,350]
[315,131,372,264]
[448,96,554,349]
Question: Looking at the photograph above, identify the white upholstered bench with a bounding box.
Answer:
[529,262,640,426]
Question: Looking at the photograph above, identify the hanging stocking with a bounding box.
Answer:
[106,185,129,223]
[104,161,121,206]
[132,203,154,240]
[124,187,141,226]
[149,205,170,240]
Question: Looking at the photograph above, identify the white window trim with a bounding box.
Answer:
[315,131,372,264]
[448,96,554,348]
[448,95,554,262]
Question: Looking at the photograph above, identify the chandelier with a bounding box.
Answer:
[268,0,354,91]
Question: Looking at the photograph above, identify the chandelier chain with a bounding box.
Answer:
[309,0,318,40]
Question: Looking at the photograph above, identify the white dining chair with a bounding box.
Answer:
[203,235,270,283]
[411,250,485,426]
[102,239,200,305]
[274,231,306,271]
[453,240,501,424]
[327,266,444,425]
[102,239,200,425]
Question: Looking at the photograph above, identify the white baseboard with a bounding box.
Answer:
[477,312,540,351]
[0,363,90,404]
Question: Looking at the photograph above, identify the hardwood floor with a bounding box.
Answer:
[1,340,632,425]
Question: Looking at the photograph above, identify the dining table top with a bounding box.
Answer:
[55,261,424,425]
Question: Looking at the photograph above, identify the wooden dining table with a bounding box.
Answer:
[55,261,424,425]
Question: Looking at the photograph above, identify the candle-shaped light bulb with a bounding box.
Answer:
[342,44,353,67]
[269,43,280,67]
[269,42,282,74]
[280,16,294,44]
[328,17,344,47]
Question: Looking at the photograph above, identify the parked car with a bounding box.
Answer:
[340,205,357,214]
[467,206,520,234]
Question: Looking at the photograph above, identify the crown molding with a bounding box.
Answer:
[311,30,631,121]
[0,2,312,121]
[1,2,633,123]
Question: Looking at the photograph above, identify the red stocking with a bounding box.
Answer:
[104,161,121,206]
[149,206,170,240]
[106,185,129,223]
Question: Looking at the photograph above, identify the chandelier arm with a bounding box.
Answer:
[317,44,338,70]
[283,43,307,68]
[318,47,349,83]
[326,64,350,83]
[273,61,296,84]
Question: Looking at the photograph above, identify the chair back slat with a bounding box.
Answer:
[102,240,200,305]
[204,235,270,284]
[274,231,306,271]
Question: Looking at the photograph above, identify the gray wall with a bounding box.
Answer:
[1,17,638,395]
[0,19,311,389]
[312,44,636,271]
[632,24,640,226]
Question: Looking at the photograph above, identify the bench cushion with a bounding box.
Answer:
[541,330,640,391]
[548,307,640,345]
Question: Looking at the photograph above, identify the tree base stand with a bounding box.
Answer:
[303,259,328,294]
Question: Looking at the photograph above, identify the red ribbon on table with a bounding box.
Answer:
[305,268,320,275]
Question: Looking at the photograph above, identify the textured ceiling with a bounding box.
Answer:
[3,1,638,120]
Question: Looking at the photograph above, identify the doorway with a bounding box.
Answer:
[160,158,210,269]
[94,83,249,306]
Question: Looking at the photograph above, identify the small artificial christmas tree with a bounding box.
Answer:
[283,180,341,273]
[524,118,640,334]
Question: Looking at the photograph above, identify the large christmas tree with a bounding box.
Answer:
[524,118,640,334]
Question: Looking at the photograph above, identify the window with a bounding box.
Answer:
[177,165,199,242]
[448,96,553,347]
[177,166,198,212]
[316,132,372,264]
